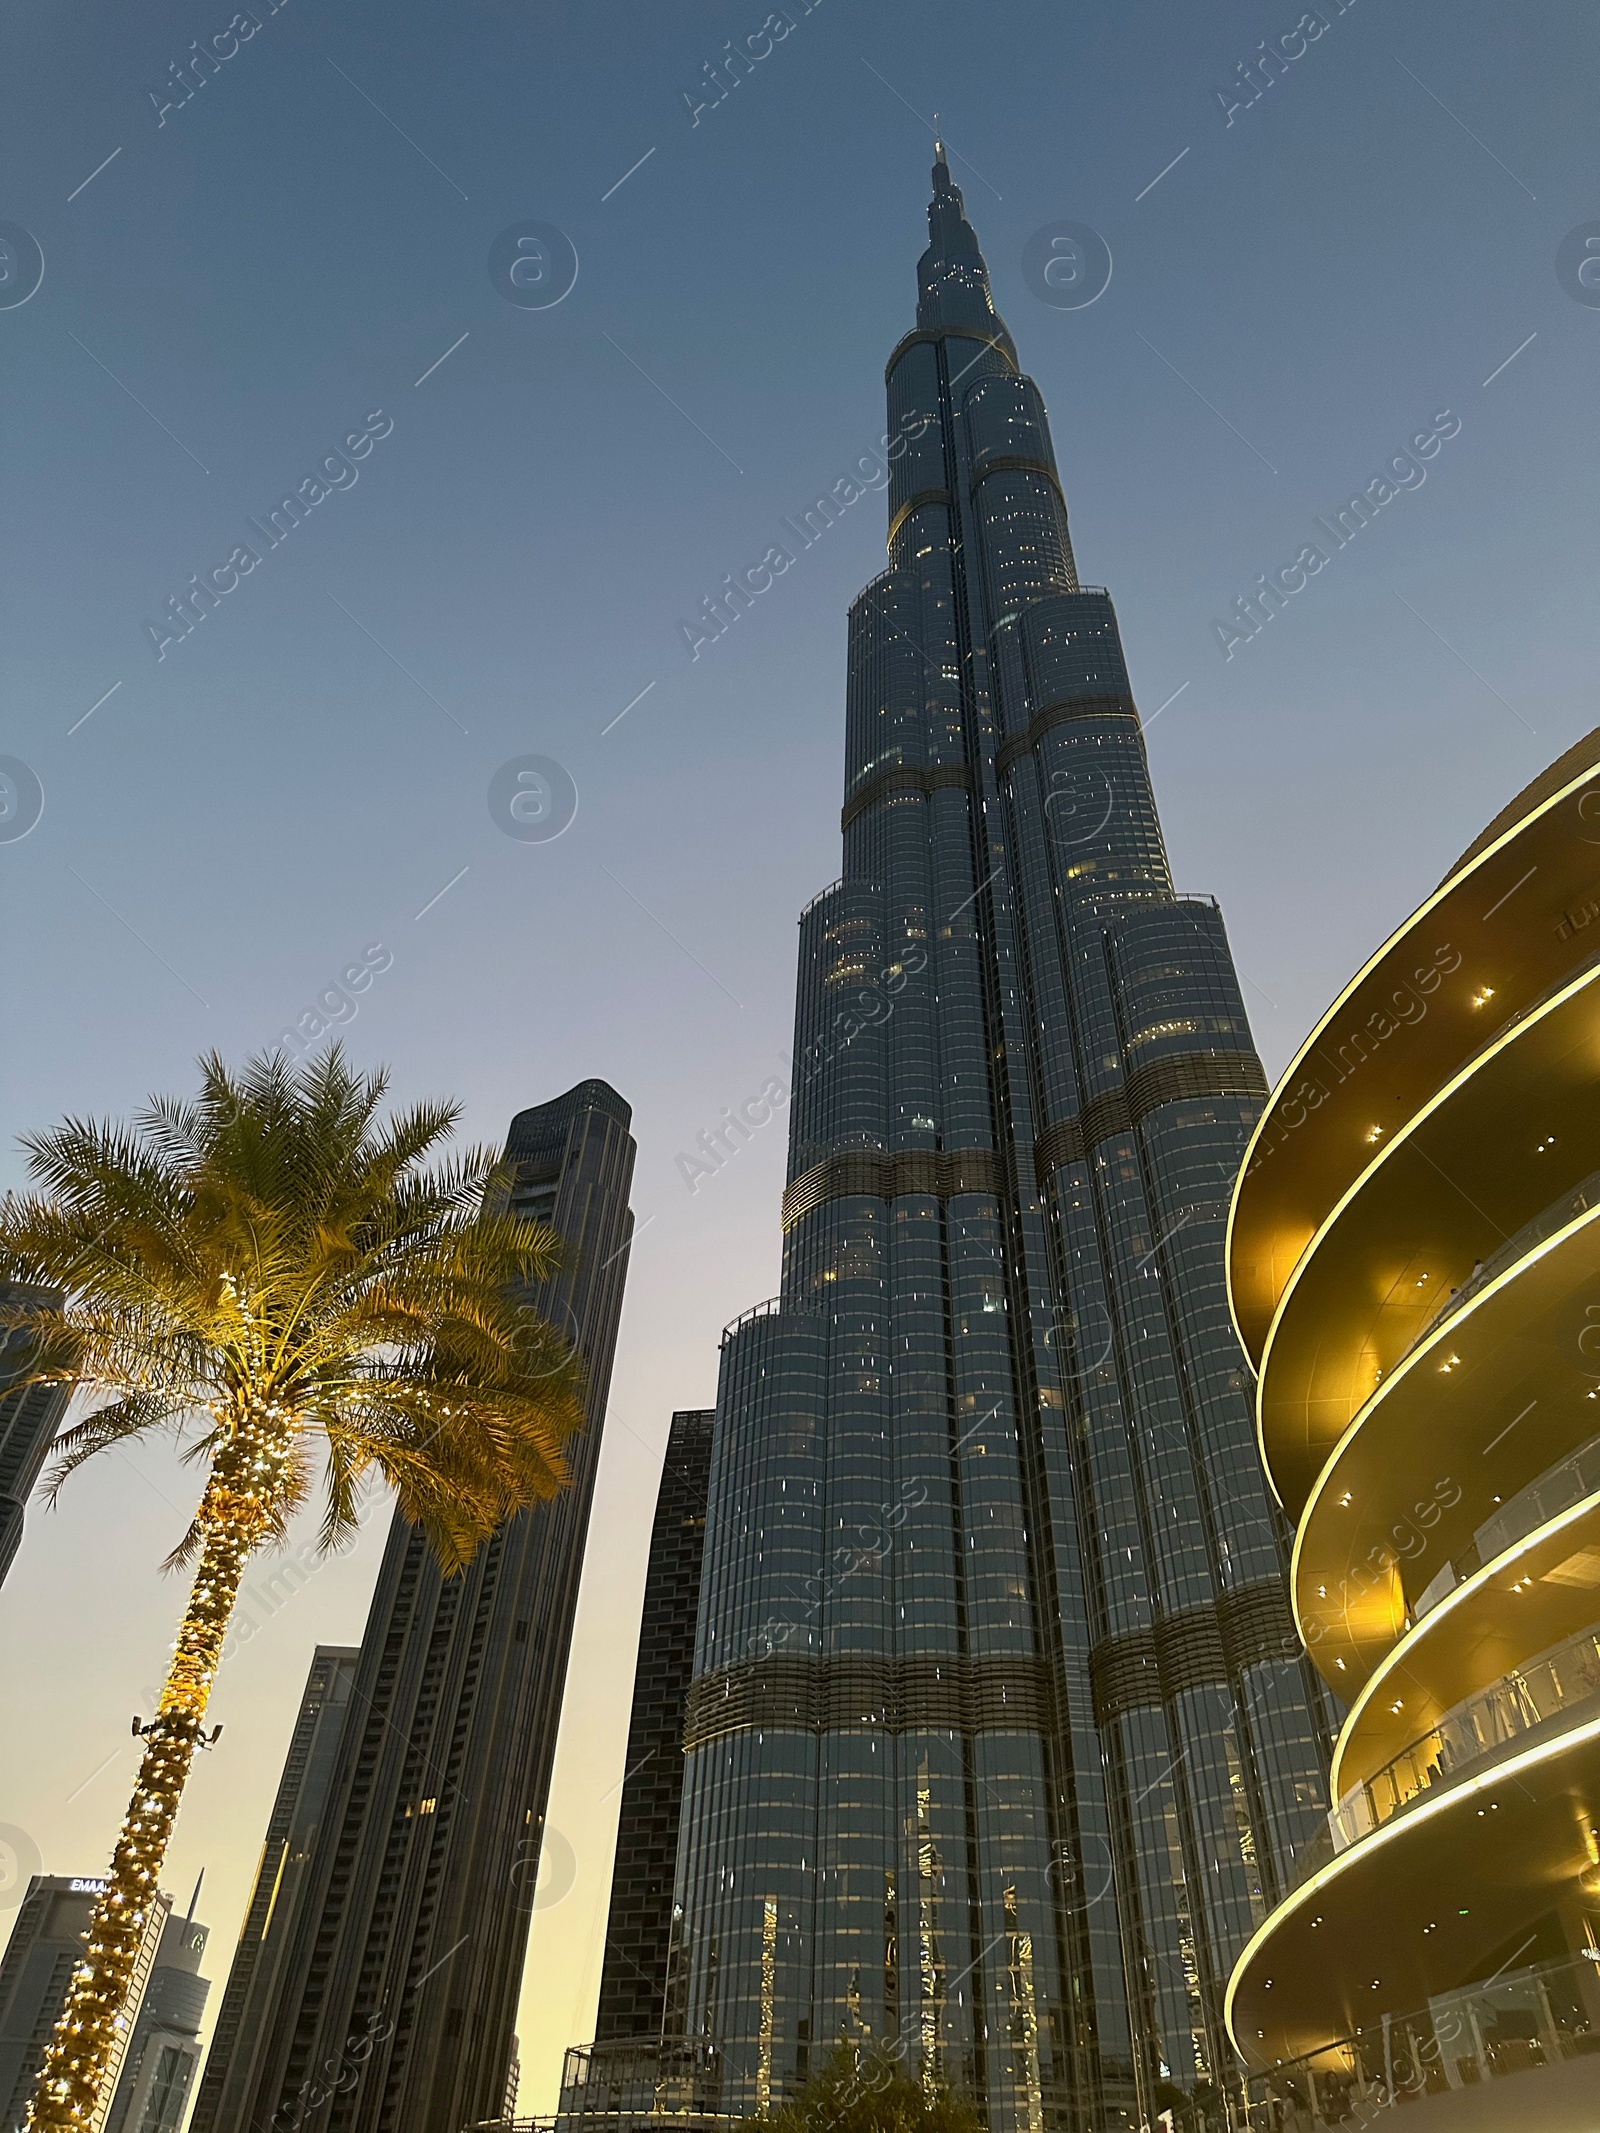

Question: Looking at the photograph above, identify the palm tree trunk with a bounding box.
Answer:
[27,1426,283,2131]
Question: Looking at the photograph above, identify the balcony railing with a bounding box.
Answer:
[798,878,843,919]
[1244,1952,1600,2128]
[553,2038,723,2129]
[1417,1163,1600,1352]
[721,1296,783,1341]
[1329,1624,1600,1852]
[1415,1428,1600,1622]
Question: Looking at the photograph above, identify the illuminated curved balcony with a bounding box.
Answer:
[1328,1622,1600,1850]
[1290,1187,1600,1693]
[1329,1439,1600,1790]
[1241,1952,1600,2130]
[1225,730,1600,2121]
[1228,724,1600,1365]
[1225,1707,1600,2070]
[1255,954,1600,1517]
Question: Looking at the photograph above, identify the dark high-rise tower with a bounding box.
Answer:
[0,1880,170,2133]
[0,1286,70,1589]
[200,1082,635,2133]
[189,1646,361,2133]
[667,154,1333,2132]
[593,1409,715,2046]
[103,1892,211,2133]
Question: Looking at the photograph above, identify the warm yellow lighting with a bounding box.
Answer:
[1228,733,1600,2084]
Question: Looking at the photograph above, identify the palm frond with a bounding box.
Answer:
[0,1045,592,1579]
[40,1391,193,1502]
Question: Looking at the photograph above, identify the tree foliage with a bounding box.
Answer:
[744,2043,985,2133]
[1,1048,587,2129]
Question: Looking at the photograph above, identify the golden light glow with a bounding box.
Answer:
[1225,730,1600,2092]
[1227,733,1600,1364]
[1254,956,1600,1517]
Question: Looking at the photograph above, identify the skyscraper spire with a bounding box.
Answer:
[917,135,1011,347]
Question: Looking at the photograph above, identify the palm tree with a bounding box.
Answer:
[0,1049,587,2133]
[744,2043,984,2133]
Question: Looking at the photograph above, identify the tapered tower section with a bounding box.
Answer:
[667,153,1333,2132]
[1227,729,1600,2128]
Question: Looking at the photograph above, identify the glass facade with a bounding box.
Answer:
[594,1410,716,2045]
[0,1882,171,2133]
[0,1284,71,1591]
[667,153,1334,2131]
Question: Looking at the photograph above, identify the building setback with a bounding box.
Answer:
[188,1647,360,2133]
[593,1409,715,2046]
[664,151,1335,2132]
[198,1081,635,2133]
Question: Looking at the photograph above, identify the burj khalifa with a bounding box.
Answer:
[665,149,1334,2131]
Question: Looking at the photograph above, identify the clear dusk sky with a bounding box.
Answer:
[3,0,1597,2114]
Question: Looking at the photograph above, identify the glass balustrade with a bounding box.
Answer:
[1244,1951,1600,2128]
[1415,1431,1600,1623]
[1328,1626,1600,1852]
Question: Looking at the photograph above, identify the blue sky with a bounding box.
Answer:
[3,0,1596,2109]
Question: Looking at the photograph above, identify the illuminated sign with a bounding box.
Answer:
[68,1878,110,1895]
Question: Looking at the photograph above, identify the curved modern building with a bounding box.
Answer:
[665,150,1336,2133]
[1226,729,1600,2127]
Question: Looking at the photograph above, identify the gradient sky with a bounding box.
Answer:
[3,0,1597,2114]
